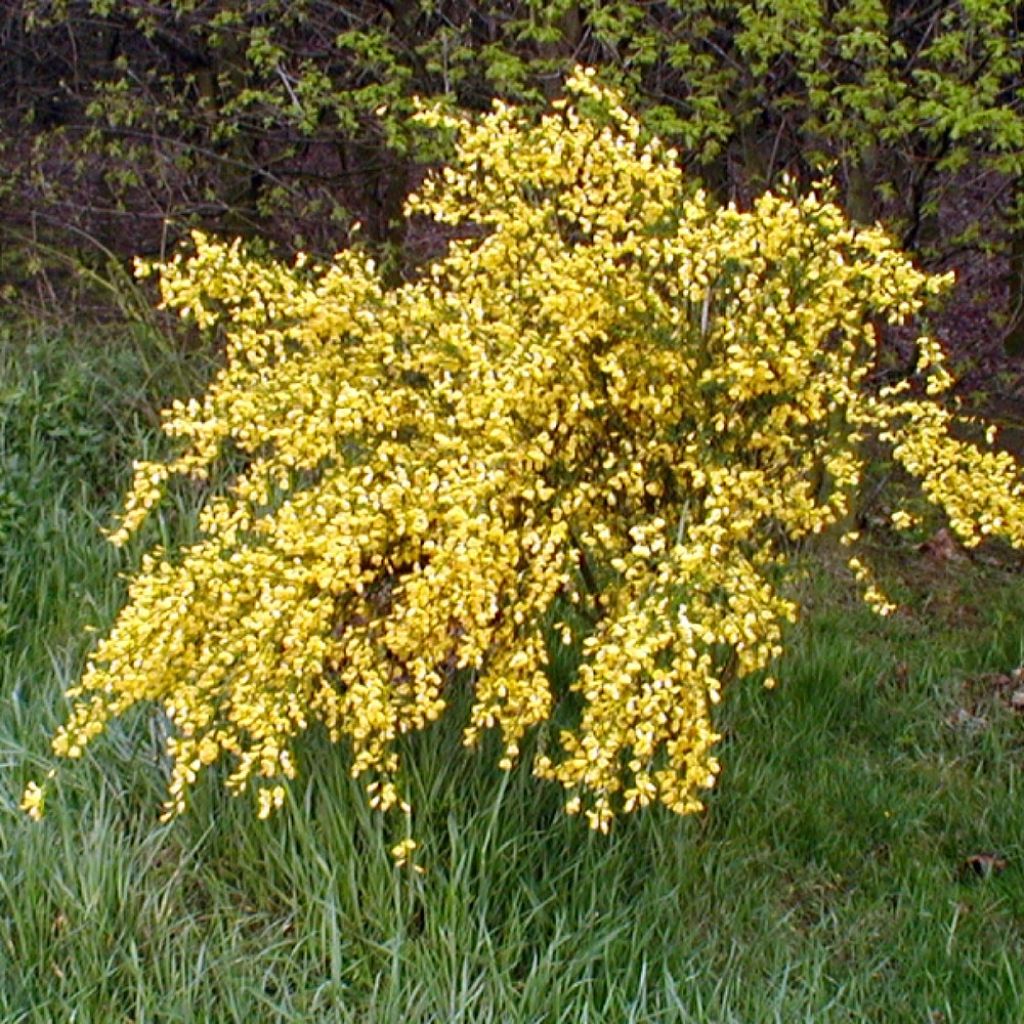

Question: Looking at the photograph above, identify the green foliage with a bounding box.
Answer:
[4,1,1022,277]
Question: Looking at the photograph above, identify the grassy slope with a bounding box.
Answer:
[2,323,1024,1023]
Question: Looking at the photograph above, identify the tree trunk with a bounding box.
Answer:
[1005,176,1024,357]
[539,3,583,99]
[845,147,879,226]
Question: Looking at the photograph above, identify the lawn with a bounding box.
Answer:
[3,321,1024,1023]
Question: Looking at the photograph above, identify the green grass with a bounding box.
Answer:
[3,321,1024,1022]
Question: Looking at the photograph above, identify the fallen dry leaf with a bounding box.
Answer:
[955,666,1024,719]
[945,707,989,734]
[919,527,965,562]
[961,853,1008,879]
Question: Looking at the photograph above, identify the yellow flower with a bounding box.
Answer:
[390,838,418,867]
[20,781,45,821]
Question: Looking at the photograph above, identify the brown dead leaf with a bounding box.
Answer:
[965,666,1024,694]
[919,527,965,562]
[946,706,989,734]
[961,852,1008,879]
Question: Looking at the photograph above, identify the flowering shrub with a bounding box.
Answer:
[26,70,1024,851]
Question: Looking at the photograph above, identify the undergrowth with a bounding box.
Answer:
[2,321,1024,1023]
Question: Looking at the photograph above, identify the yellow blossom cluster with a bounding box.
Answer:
[29,69,1024,849]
